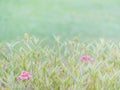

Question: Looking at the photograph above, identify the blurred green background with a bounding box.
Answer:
[0,0,120,41]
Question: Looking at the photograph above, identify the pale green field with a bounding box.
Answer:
[1,1,120,90]
[0,0,120,41]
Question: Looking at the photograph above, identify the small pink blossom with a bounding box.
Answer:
[80,54,94,62]
[17,71,31,80]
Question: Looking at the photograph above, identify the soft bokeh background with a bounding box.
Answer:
[0,0,120,41]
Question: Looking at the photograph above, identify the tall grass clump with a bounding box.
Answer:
[0,35,120,90]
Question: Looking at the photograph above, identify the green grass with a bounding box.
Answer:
[0,0,120,89]
[0,36,120,90]
[0,0,120,41]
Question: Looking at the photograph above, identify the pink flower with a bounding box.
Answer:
[17,71,31,80]
[80,54,94,62]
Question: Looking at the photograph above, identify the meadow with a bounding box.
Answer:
[0,0,120,41]
[0,36,120,90]
[0,0,120,90]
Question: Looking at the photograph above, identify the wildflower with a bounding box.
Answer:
[17,71,31,80]
[80,54,94,62]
